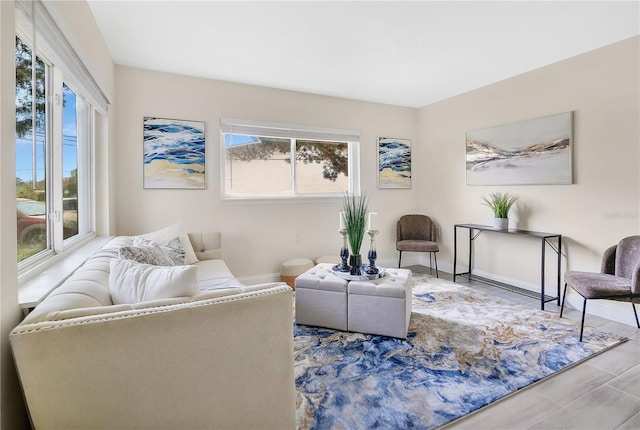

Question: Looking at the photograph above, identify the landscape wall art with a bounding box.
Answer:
[143,117,205,189]
[378,137,411,189]
[466,112,573,185]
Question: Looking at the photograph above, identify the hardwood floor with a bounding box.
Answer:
[406,265,640,430]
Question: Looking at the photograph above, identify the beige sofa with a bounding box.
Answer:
[10,232,296,430]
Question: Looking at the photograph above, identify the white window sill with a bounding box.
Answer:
[222,195,344,205]
[18,235,114,313]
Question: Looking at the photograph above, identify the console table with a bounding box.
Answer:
[453,224,562,310]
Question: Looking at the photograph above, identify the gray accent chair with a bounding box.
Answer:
[396,214,439,277]
[561,235,640,341]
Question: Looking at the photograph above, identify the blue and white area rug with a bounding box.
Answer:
[294,274,626,429]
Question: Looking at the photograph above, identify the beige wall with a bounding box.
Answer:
[115,37,640,290]
[114,66,419,278]
[417,36,639,322]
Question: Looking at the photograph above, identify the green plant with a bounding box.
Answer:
[342,193,368,255]
[481,192,518,218]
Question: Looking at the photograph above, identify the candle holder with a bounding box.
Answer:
[365,229,380,275]
[334,228,350,272]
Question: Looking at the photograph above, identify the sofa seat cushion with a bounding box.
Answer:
[196,259,244,290]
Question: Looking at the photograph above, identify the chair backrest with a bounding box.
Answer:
[397,214,435,242]
[615,235,640,280]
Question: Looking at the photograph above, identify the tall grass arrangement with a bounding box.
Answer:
[343,193,368,255]
[481,192,518,219]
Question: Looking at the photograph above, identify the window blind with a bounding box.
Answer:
[221,118,360,142]
[15,0,110,114]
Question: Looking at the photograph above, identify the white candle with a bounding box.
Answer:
[368,212,378,231]
[339,212,345,230]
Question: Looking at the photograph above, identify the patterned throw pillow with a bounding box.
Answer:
[119,243,175,266]
[159,236,186,265]
[132,236,186,265]
[139,222,199,264]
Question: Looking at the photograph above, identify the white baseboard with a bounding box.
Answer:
[238,257,404,286]
[238,272,281,286]
[450,266,639,328]
[240,259,639,329]
[562,288,639,327]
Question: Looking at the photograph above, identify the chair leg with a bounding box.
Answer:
[434,253,439,278]
[560,283,568,318]
[632,303,639,328]
[398,251,402,268]
[579,298,587,342]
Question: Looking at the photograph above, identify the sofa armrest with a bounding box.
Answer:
[11,285,295,429]
[188,232,222,260]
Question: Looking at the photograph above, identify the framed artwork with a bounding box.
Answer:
[466,112,573,186]
[143,117,205,189]
[378,137,411,189]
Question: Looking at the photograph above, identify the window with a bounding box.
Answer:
[221,118,360,199]
[15,36,49,261]
[15,34,93,264]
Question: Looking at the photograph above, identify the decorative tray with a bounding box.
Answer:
[331,266,385,281]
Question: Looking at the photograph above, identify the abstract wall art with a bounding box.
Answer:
[466,112,573,186]
[378,137,411,189]
[143,117,206,189]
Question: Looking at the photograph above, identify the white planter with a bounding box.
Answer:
[493,217,509,229]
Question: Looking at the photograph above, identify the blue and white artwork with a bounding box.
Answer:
[378,137,411,189]
[143,117,205,189]
[466,112,572,185]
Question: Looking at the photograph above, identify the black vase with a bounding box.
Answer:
[349,254,362,275]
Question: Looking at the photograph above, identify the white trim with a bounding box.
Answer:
[238,272,281,286]
[15,0,110,113]
[220,118,360,200]
[563,289,640,327]
[220,117,359,142]
[441,260,640,328]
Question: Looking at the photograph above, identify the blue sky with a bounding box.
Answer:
[16,86,77,182]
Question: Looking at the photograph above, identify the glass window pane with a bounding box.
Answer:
[16,36,48,262]
[224,134,292,196]
[62,84,78,240]
[295,140,349,194]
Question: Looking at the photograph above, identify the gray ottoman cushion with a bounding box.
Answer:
[347,268,413,338]
[295,263,348,331]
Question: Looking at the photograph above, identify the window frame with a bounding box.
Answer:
[15,30,95,272]
[220,118,361,202]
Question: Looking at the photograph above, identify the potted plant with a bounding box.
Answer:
[481,192,518,229]
[342,193,368,275]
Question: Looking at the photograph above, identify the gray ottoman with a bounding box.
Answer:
[295,263,348,331]
[348,268,413,339]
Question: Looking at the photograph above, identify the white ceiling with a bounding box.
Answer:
[87,1,639,108]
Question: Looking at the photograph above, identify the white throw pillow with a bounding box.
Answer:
[109,258,199,305]
[140,222,199,264]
